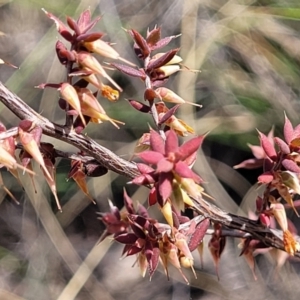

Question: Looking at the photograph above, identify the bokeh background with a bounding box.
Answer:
[0,0,300,299]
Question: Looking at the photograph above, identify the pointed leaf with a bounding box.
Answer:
[43,158,61,211]
[42,9,73,41]
[188,219,210,251]
[177,135,204,161]
[77,9,91,32]
[115,233,138,244]
[283,113,294,144]
[258,131,277,161]
[18,127,51,179]
[148,187,157,206]
[156,158,174,173]
[274,137,290,154]
[281,159,300,173]
[138,150,164,165]
[130,29,150,58]
[149,129,165,154]
[146,27,161,46]
[165,129,178,154]
[233,158,264,170]
[174,161,201,182]
[110,63,146,79]
[81,16,101,35]
[247,143,265,159]
[150,34,181,51]
[146,48,179,71]
[158,172,173,201]
[123,188,135,214]
[66,16,80,35]
[257,171,274,184]
[149,246,160,279]
[158,105,180,125]
[127,99,150,113]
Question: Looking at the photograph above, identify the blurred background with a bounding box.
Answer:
[0,0,300,299]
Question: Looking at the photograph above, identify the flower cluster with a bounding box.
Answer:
[98,190,210,283]
[37,8,132,132]
[234,115,300,275]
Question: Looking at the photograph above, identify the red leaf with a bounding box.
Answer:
[156,158,174,173]
[130,29,150,58]
[174,161,201,182]
[165,130,178,154]
[258,171,274,184]
[136,163,155,174]
[77,9,91,32]
[177,135,205,161]
[111,63,146,79]
[76,32,104,42]
[233,158,264,170]
[248,144,265,159]
[138,150,164,165]
[263,156,275,172]
[188,218,210,251]
[35,83,60,89]
[281,159,300,173]
[283,114,294,144]
[125,245,142,256]
[292,124,300,140]
[148,187,157,206]
[149,129,165,154]
[146,48,179,71]
[146,27,161,46]
[274,137,290,154]
[130,224,146,239]
[42,9,73,42]
[150,34,181,51]
[258,131,277,161]
[127,99,150,113]
[123,189,135,214]
[137,203,149,219]
[115,233,138,244]
[66,16,80,35]
[158,172,173,201]
[144,88,158,101]
[158,105,180,125]
[81,16,101,34]
[149,246,160,278]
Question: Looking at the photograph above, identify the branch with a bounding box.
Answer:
[0,82,139,179]
[0,81,299,257]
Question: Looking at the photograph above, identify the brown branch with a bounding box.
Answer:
[0,81,299,257]
[0,82,139,179]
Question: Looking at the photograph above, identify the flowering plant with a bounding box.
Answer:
[0,8,299,295]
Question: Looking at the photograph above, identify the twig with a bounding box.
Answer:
[0,81,299,257]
